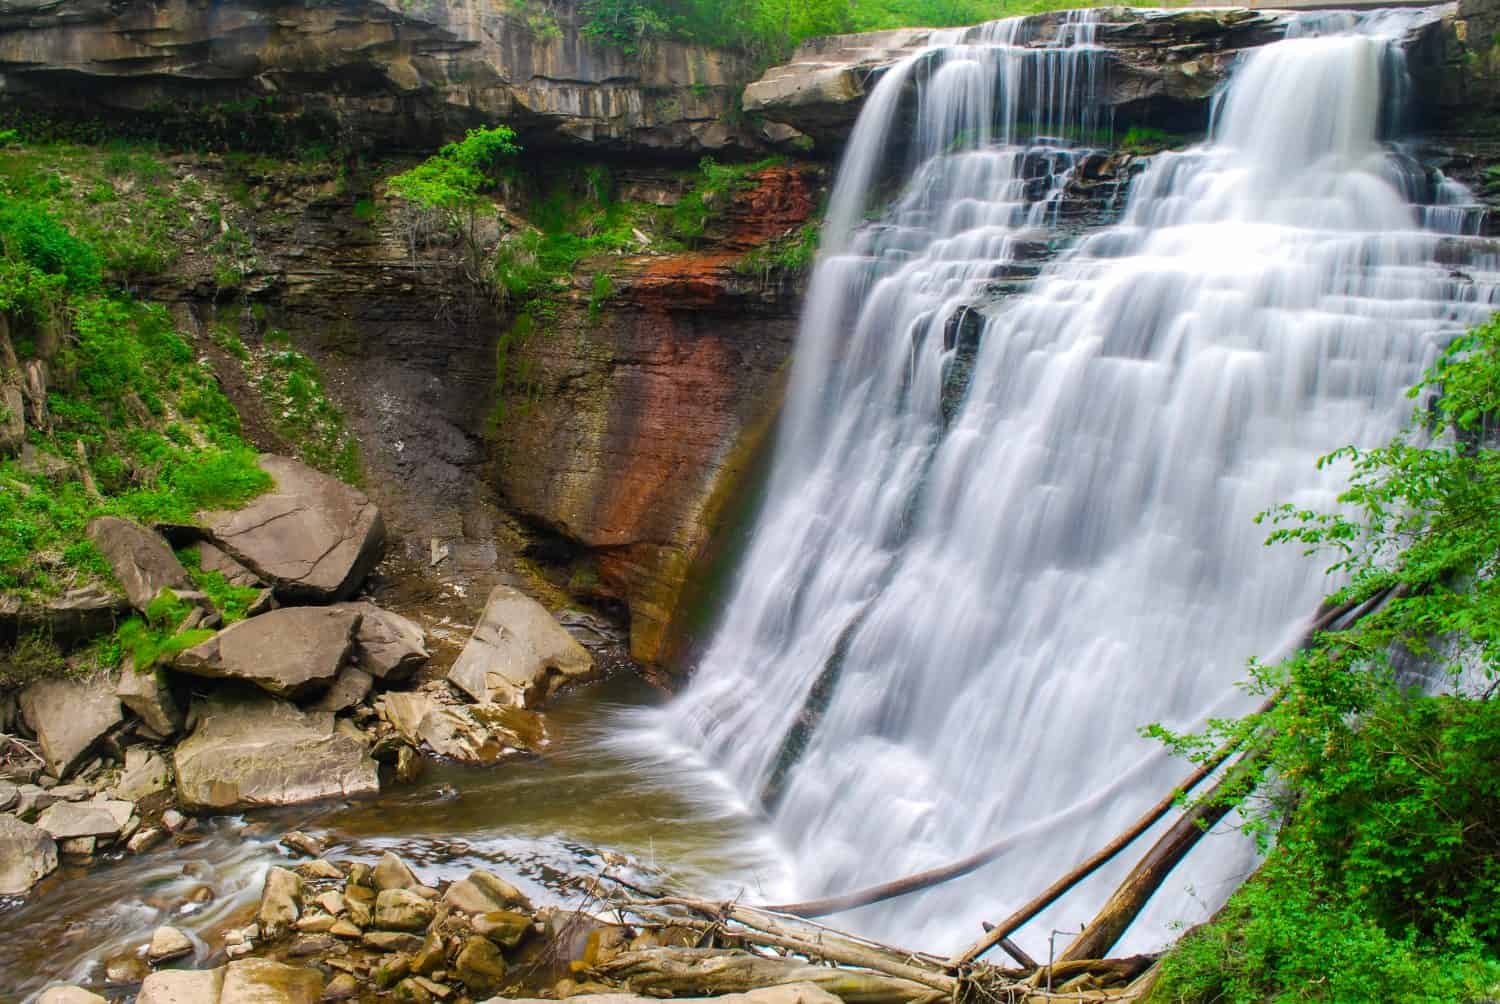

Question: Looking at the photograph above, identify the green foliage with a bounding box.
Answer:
[113,589,216,671]
[0,633,69,689]
[176,547,262,624]
[1148,314,1500,1002]
[736,220,820,280]
[249,336,363,486]
[0,203,101,292]
[670,156,782,245]
[588,271,616,322]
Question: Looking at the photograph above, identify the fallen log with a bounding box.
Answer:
[596,947,947,1004]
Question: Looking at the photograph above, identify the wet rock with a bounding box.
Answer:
[0,813,56,894]
[412,930,446,976]
[220,958,324,1003]
[106,952,150,982]
[364,931,424,954]
[473,909,532,948]
[344,885,376,927]
[287,933,336,957]
[259,866,304,939]
[296,859,344,881]
[280,830,328,858]
[375,888,436,931]
[324,973,359,1000]
[294,912,337,933]
[162,808,187,832]
[332,602,429,680]
[85,517,193,613]
[19,674,122,778]
[58,835,96,859]
[35,799,132,840]
[117,666,184,737]
[415,703,545,765]
[448,586,593,707]
[455,936,507,995]
[310,666,373,714]
[395,745,423,784]
[137,967,225,1004]
[373,851,420,892]
[38,989,107,1004]
[330,919,363,939]
[148,925,194,963]
[375,953,412,989]
[113,747,171,802]
[197,540,263,588]
[174,607,361,700]
[174,688,379,811]
[200,455,385,603]
[442,869,534,916]
[128,827,164,853]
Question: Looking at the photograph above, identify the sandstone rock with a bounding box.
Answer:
[448,586,593,707]
[364,931,424,954]
[85,517,193,613]
[200,455,385,603]
[19,674,122,778]
[374,953,412,989]
[373,850,420,892]
[414,703,544,765]
[280,830,328,858]
[128,827,164,853]
[113,747,171,802]
[58,835,96,858]
[220,958,323,1003]
[259,866,303,939]
[314,890,344,915]
[148,925,194,963]
[137,966,225,1004]
[197,540,262,588]
[0,813,56,894]
[482,983,846,1004]
[473,909,531,948]
[412,930,446,976]
[38,989,107,1004]
[333,602,428,680]
[293,911,336,933]
[310,665,374,713]
[117,665,183,737]
[455,936,506,995]
[174,689,379,811]
[296,859,343,881]
[442,869,533,915]
[375,888,436,931]
[345,885,376,927]
[324,973,359,1000]
[35,799,132,840]
[174,606,361,700]
[330,919,362,939]
[381,692,436,743]
[106,953,150,982]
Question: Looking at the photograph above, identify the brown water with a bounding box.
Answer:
[0,675,789,1002]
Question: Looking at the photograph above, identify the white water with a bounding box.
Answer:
[629,7,1500,954]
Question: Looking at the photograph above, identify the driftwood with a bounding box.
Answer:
[597,947,946,1004]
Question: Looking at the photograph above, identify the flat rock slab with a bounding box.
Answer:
[0,813,57,895]
[86,516,193,613]
[331,602,428,680]
[19,674,122,778]
[174,688,380,812]
[35,799,133,840]
[196,540,262,588]
[199,454,385,603]
[448,586,593,707]
[175,606,360,700]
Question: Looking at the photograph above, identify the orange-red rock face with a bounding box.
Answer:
[490,165,822,663]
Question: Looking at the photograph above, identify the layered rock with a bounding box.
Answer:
[0,0,761,157]
[448,586,593,706]
[19,674,121,778]
[85,517,193,614]
[0,813,57,895]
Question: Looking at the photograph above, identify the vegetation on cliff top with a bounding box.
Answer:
[1146,315,1500,1002]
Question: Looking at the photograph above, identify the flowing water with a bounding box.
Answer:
[628,5,1500,955]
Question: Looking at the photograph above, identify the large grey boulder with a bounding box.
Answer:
[0,813,57,894]
[448,586,593,707]
[19,674,121,778]
[174,606,360,700]
[331,602,428,680]
[85,516,193,613]
[199,455,384,603]
[174,688,380,812]
[35,799,133,840]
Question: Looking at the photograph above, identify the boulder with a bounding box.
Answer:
[455,936,507,995]
[173,689,380,811]
[137,968,225,1004]
[332,602,428,680]
[374,888,435,931]
[196,540,262,588]
[0,813,57,894]
[38,990,106,1004]
[85,516,193,613]
[448,586,593,707]
[148,925,194,963]
[442,869,533,915]
[113,746,172,802]
[310,666,373,713]
[117,663,183,736]
[19,674,121,778]
[5,585,130,647]
[35,799,133,840]
[260,866,303,939]
[199,455,385,603]
[372,851,419,892]
[473,909,532,948]
[174,607,360,700]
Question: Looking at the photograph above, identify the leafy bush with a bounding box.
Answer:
[0,202,101,291]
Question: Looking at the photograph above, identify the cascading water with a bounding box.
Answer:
[625,7,1500,952]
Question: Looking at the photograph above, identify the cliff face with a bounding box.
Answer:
[0,0,763,156]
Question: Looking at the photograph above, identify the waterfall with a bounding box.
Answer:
[624,7,1500,952]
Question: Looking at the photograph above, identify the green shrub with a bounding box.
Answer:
[0,202,101,291]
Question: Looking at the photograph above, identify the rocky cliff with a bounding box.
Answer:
[0,0,764,156]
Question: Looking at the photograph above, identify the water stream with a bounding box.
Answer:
[630,5,1500,955]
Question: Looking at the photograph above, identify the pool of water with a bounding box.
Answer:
[0,674,790,1002]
